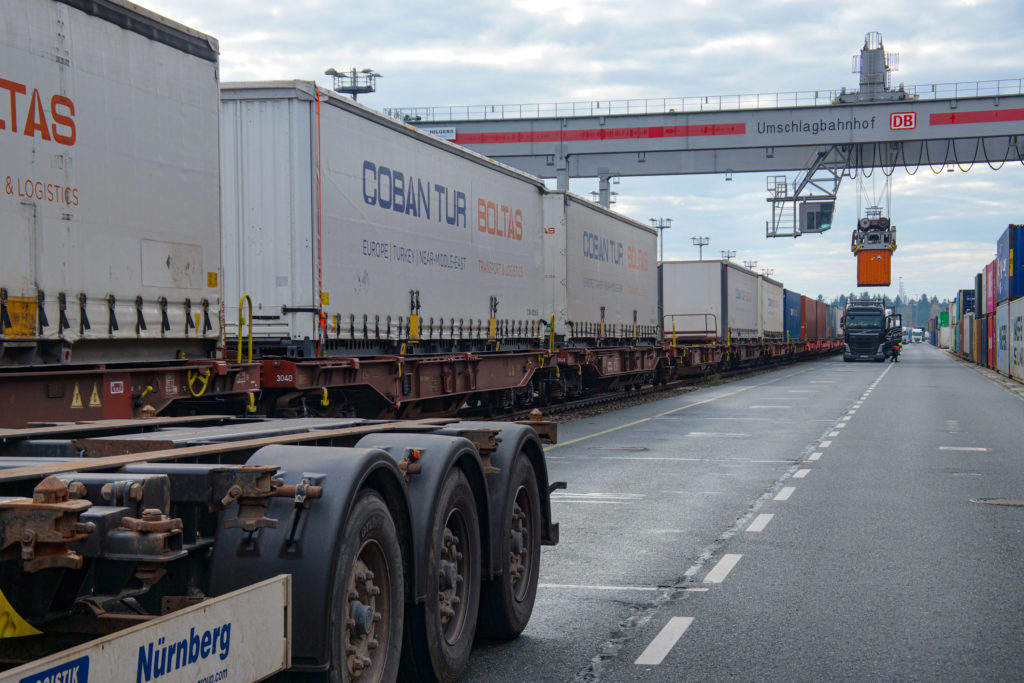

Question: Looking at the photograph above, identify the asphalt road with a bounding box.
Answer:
[465,343,1024,681]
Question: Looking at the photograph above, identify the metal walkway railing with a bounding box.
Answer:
[385,78,1024,122]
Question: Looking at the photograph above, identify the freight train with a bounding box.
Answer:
[1,69,842,429]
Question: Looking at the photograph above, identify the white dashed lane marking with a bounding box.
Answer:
[746,513,774,532]
[793,469,810,479]
[775,486,796,501]
[634,617,695,666]
[704,554,742,583]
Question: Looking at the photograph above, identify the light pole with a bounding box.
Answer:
[744,260,758,270]
[324,67,381,100]
[761,268,775,278]
[649,218,672,261]
[691,236,710,261]
[721,250,735,262]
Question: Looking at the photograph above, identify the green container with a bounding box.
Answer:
[938,311,949,327]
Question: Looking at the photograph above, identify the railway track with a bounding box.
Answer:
[503,353,833,423]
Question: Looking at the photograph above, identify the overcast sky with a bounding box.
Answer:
[148,0,1024,302]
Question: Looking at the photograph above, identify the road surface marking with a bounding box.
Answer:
[540,583,662,592]
[634,617,695,666]
[746,513,774,532]
[686,432,749,438]
[808,452,822,461]
[704,554,742,583]
[820,440,833,447]
[775,486,796,501]
[828,431,840,437]
[939,446,992,452]
[793,469,810,479]
[545,381,769,451]
[842,415,852,420]
[551,492,644,504]
[835,423,846,429]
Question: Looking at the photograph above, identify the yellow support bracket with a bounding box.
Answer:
[237,295,253,364]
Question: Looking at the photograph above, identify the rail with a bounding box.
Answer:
[385,78,1024,122]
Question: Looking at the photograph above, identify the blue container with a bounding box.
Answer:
[958,289,976,317]
[1011,225,1024,301]
[783,289,802,341]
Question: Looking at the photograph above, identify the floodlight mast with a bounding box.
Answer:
[691,236,710,261]
[324,67,381,100]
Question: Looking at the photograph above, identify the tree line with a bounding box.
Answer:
[822,293,949,329]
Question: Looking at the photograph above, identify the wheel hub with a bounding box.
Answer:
[345,560,383,679]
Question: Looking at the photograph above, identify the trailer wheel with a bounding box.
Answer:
[329,490,403,683]
[400,468,481,682]
[478,454,541,640]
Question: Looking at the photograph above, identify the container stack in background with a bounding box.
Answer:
[931,224,1024,383]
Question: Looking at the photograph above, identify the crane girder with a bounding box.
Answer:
[408,95,1024,181]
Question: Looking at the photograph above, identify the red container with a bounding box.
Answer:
[987,314,996,369]
[800,296,827,341]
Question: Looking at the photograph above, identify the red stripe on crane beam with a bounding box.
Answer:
[930,108,1024,125]
[453,123,746,145]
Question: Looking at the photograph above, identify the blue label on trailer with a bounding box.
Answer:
[19,656,90,683]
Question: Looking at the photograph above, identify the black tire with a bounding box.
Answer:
[477,454,542,640]
[328,490,404,683]
[399,468,481,682]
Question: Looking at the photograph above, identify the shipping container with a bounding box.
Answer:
[939,326,952,349]
[828,304,844,340]
[660,260,760,342]
[939,311,950,327]
[1011,298,1024,382]
[783,289,802,342]
[974,272,984,318]
[986,260,997,315]
[987,313,996,369]
[542,192,658,341]
[856,250,891,287]
[957,290,976,319]
[0,0,222,365]
[961,313,973,359]
[997,301,1010,375]
[759,276,785,339]
[220,81,546,354]
[996,224,1024,303]
[799,296,827,341]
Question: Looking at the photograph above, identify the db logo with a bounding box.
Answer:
[890,112,916,130]
[543,226,556,235]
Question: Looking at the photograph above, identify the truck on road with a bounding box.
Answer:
[843,300,888,361]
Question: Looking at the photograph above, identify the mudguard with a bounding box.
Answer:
[354,433,489,604]
[208,445,411,672]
